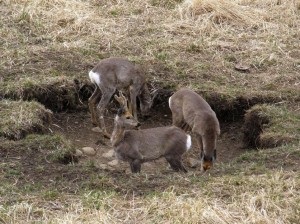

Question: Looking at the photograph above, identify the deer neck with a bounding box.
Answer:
[111,123,126,147]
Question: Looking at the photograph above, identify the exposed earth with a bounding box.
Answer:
[51,108,245,174]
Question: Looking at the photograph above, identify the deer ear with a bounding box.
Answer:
[114,94,120,101]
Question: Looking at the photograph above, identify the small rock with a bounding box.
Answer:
[75,149,83,157]
[98,163,108,169]
[107,159,119,166]
[102,149,115,158]
[91,127,102,133]
[234,63,250,73]
[188,158,201,168]
[81,147,96,156]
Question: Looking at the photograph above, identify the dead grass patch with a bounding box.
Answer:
[179,0,261,25]
[0,1,299,222]
[0,100,52,140]
[0,169,298,223]
[1,0,299,107]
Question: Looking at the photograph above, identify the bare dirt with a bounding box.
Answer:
[51,109,246,174]
[0,104,247,198]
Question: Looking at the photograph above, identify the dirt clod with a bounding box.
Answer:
[102,149,115,158]
[107,159,119,167]
[81,147,96,156]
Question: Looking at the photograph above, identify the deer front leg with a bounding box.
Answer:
[166,155,188,173]
[165,155,180,172]
[130,159,141,173]
[195,133,203,157]
[88,86,101,125]
[96,90,114,139]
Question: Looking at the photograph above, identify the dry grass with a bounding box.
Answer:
[0,0,299,103]
[1,0,300,223]
[179,0,261,24]
[243,104,300,148]
[0,100,52,139]
[1,169,299,223]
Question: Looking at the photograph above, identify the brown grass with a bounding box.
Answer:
[0,0,300,223]
[1,0,299,103]
[243,104,300,148]
[1,169,299,223]
[0,100,52,140]
[179,0,261,24]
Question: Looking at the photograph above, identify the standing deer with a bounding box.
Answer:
[169,88,220,171]
[111,92,191,173]
[88,57,152,138]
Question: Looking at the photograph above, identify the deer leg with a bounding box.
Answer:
[195,134,204,159]
[88,86,101,125]
[195,134,204,163]
[178,159,188,173]
[129,86,138,120]
[182,122,191,132]
[96,89,114,139]
[130,159,141,173]
[171,155,188,173]
[165,155,180,172]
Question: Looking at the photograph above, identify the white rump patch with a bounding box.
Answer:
[186,134,192,150]
[168,96,172,109]
[89,70,101,85]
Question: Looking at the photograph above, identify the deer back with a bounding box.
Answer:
[91,57,146,91]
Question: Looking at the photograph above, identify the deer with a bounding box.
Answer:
[169,88,220,171]
[88,57,152,138]
[111,92,191,173]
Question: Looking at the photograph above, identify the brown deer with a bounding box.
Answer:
[111,92,191,173]
[169,88,220,171]
[88,57,152,138]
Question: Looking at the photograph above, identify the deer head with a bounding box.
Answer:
[138,84,160,118]
[114,92,141,129]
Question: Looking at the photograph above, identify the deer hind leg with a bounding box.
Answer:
[88,86,101,125]
[96,88,115,139]
[129,85,138,120]
[130,159,141,173]
[182,122,191,132]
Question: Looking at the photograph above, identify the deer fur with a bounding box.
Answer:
[111,92,191,173]
[169,88,220,171]
[88,57,152,138]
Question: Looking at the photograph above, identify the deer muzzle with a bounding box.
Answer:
[202,161,213,171]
